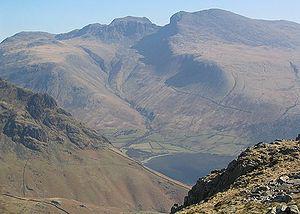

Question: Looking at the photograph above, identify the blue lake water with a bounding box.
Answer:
[145,152,234,185]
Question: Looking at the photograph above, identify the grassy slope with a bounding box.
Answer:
[0,79,187,213]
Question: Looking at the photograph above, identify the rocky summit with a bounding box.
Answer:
[172,138,300,213]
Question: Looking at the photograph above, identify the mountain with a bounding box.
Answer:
[0,32,148,133]
[0,79,187,213]
[1,9,300,182]
[171,137,300,213]
[56,16,159,44]
[167,9,300,47]
[133,9,300,152]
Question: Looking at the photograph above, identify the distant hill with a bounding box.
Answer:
[0,79,187,213]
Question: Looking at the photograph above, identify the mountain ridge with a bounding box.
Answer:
[55,15,160,43]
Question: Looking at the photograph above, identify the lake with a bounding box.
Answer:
[144,152,234,185]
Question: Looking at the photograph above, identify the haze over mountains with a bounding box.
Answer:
[1,9,300,183]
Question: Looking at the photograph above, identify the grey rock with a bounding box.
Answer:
[272,194,293,203]
[267,207,277,214]
[287,179,300,185]
[276,204,288,213]
[252,185,270,193]
[250,193,261,198]
[286,205,300,214]
[278,176,290,184]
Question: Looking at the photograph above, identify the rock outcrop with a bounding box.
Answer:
[172,138,300,213]
[0,78,109,151]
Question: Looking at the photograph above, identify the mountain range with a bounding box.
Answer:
[1,9,300,183]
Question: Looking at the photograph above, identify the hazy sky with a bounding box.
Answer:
[1,0,300,42]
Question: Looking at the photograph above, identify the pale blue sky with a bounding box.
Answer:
[1,0,300,42]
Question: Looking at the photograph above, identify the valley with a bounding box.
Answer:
[1,9,300,186]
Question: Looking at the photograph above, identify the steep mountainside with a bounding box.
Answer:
[172,138,300,213]
[131,9,300,155]
[1,9,300,174]
[0,79,187,213]
[0,17,157,131]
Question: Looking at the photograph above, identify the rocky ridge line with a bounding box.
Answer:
[172,137,300,213]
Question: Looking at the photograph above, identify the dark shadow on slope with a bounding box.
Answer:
[134,23,177,73]
[80,47,107,73]
[165,57,228,93]
[245,115,300,142]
